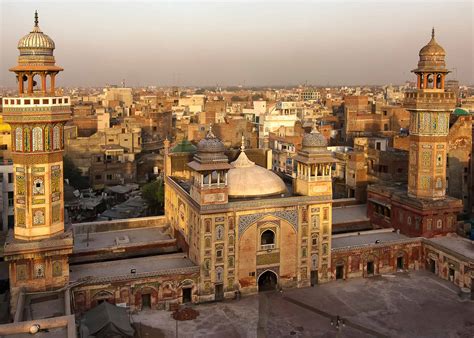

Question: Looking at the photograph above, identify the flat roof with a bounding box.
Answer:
[427,236,474,261]
[74,226,172,252]
[332,204,369,225]
[332,229,411,249]
[70,253,197,282]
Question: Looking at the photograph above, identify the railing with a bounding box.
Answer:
[261,244,275,250]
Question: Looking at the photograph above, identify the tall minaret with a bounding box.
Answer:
[2,12,73,294]
[405,28,456,200]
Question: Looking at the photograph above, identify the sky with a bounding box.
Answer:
[0,0,473,87]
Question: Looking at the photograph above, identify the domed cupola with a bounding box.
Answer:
[302,126,328,153]
[194,127,227,163]
[17,11,56,65]
[9,11,64,95]
[416,28,447,72]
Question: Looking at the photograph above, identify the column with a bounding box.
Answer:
[27,73,34,94]
[423,74,427,89]
[217,172,220,185]
[18,73,24,94]
[441,74,445,90]
[41,73,47,93]
[416,74,421,88]
[50,74,56,95]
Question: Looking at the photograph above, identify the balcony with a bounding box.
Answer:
[261,244,275,251]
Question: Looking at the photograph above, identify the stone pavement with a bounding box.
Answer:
[132,271,474,337]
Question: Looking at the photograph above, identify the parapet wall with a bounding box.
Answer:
[72,215,168,235]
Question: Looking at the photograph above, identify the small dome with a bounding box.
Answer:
[228,151,287,198]
[302,127,327,150]
[171,139,196,153]
[419,33,445,57]
[197,129,225,154]
[416,29,447,72]
[17,12,55,56]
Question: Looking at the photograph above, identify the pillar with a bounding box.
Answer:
[50,74,56,95]
[416,74,421,89]
[27,73,34,94]
[18,73,24,94]
[41,73,47,93]
[423,73,427,89]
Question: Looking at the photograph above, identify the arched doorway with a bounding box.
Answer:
[258,270,278,292]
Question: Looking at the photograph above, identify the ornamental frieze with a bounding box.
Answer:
[238,209,298,237]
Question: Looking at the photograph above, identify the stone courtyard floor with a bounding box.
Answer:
[131,271,474,338]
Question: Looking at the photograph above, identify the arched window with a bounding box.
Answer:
[32,127,43,151]
[53,125,60,150]
[15,128,23,151]
[436,74,442,89]
[427,74,434,89]
[436,219,443,229]
[261,229,275,249]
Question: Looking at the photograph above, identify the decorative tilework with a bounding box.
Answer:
[51,168,61,193]
[52,204,61,223]
[16,175,25,196]
[16,208,26,227]
[33,208,45,225]
[238,209,298,237]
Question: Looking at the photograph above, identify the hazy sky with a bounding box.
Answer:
[1,0,472,87]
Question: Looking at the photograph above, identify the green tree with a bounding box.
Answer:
[63,155,89,190]
[141,178,165,215]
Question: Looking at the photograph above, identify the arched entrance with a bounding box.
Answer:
[258,270,278,292]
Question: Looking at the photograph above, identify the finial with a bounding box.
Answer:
[240,135,246,152]
[34,10,39,27]
[206,123,215,138]
[431,27,435,39]
[311,122,318,134]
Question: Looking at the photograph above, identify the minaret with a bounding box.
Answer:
[405,28,456,200]
[2,12,73,294]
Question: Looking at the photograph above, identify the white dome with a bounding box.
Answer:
[227,151,287,198]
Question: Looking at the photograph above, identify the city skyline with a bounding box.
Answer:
[1,1,473,87]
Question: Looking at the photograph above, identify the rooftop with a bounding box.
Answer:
[70,252,198,283]
[73,226,172,252]
[332,228,412,250]
[427,235,474,261]
[332,204,369,225]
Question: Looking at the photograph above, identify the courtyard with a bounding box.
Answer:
[132,271,474,338]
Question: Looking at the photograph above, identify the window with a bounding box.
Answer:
[7,173,13,183]
[261,230,275,250]
[436,219,443,229]
[95,175,102,180]
[106,174,112,180]
[7,191,13,207]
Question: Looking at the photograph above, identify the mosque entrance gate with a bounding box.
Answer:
[258,270,278,292]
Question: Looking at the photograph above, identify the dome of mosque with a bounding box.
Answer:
[227,150,287,198]
[17,12,55,56]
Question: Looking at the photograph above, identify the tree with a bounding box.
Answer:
[63,155,89,190]
[141,177,165,215]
